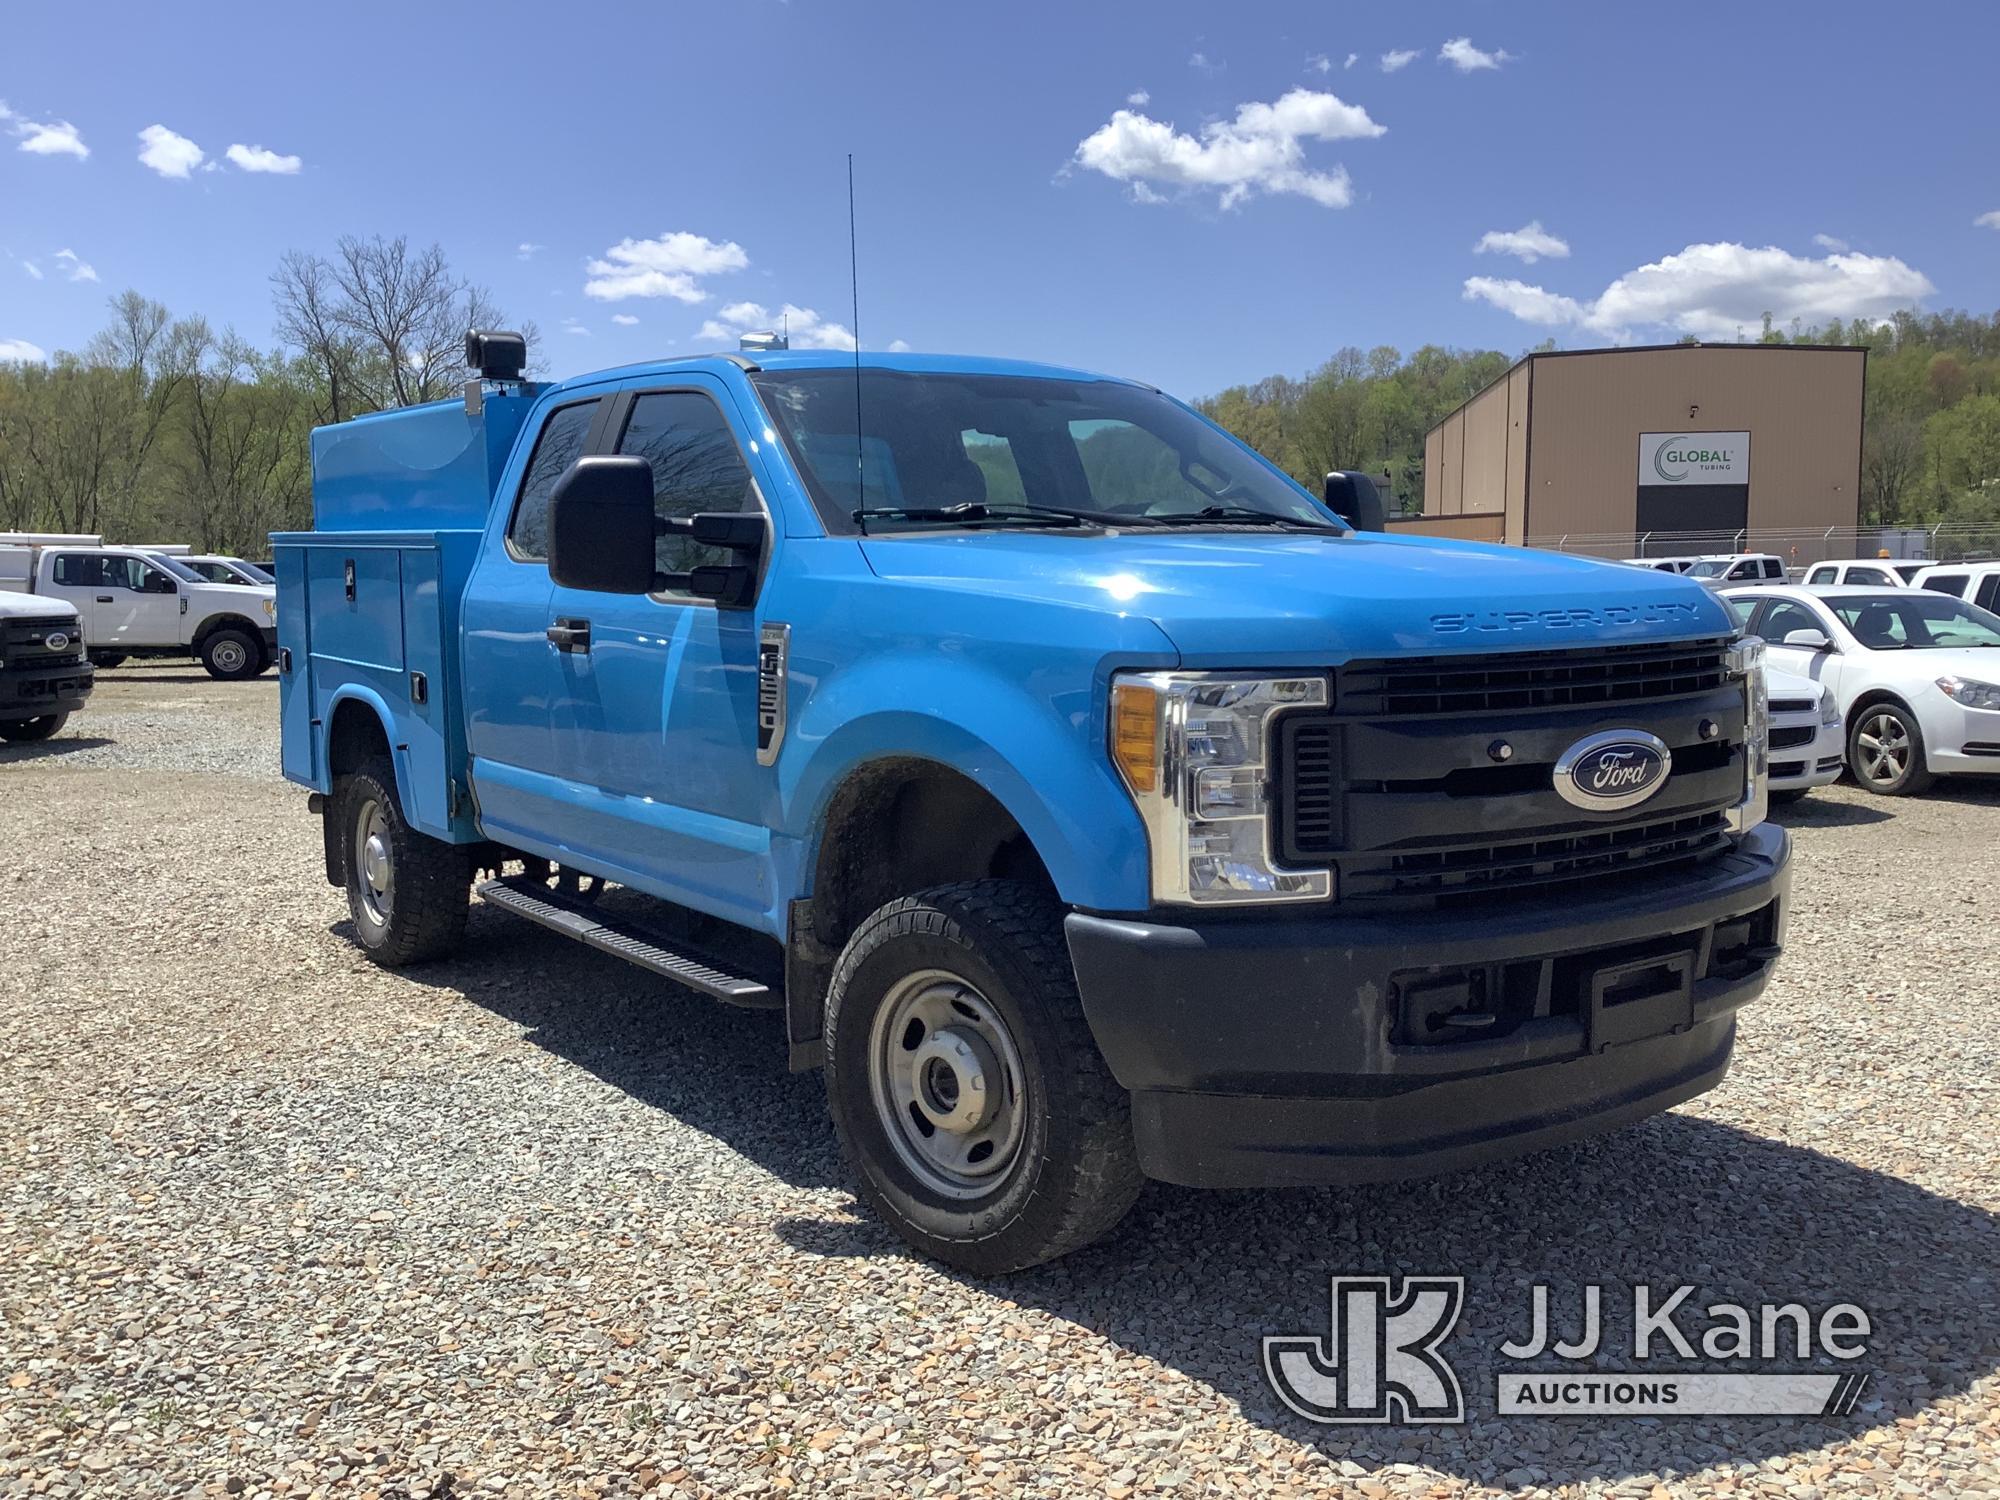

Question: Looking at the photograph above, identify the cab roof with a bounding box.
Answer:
[544,349,1154,398]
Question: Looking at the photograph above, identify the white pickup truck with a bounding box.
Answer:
[0,541,277,679]
[0,591,93,741]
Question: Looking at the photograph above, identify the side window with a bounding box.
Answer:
[52,553,104,587]
[1806,567,1835,585]
[1762,559,1784,579]
[1848,567,1891,587]
[507,399,600,560]
[1725,597,1758,629]
[616,392,756,582]
[1977,576,2000,613]
[100,557,145,590]
[1760,601,1827,643]
[1923,574,1967,597]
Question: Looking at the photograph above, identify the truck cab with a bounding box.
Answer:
[277,334,1789,1273]
[0,541,277,677]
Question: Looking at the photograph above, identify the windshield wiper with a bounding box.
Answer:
[853,501,1163,532]
[1150,505,1343,532]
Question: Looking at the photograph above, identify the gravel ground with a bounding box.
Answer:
[2,661,1997,1499]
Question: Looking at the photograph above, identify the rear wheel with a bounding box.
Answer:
[200,628,260,681]
[823,880,1141,1274]
[0,713,67,743]
[1849,702,1934,796]
[334,758,468,965]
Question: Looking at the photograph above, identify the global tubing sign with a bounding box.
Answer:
[1637,431,1750,486]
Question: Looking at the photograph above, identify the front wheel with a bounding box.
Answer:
[0,713,67,743]
[88,652,127,669]
[1849,702,1935,796]
[200,628,261,681]
[334,758,469,966]
[823,880,1142,1275]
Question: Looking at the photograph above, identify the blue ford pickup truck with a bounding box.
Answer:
[276,331,1788,1272]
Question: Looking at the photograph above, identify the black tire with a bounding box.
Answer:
[0,713,67,743]
[1769,788,1809,806]
[88,652,127,669]
[200,628,261,681]
[333,757,468,966]
[1847,700,1935,796]
[823,879,1142,1275]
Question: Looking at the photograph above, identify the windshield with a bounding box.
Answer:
[235,561,275,584]
[149,554,202,583]
[750,370,1343,534]
[1828,593,2000,649]
[1686,560,1733,578]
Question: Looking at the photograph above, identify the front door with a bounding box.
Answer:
[544,379,782,933]
[1754,596,1847,697]
[94,555,184,648]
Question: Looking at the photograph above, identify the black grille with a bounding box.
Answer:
[1275,715,1340,862]
[1769,697,1816,715]
[3,614,85,666]
[1336,638,1731,718]
[1769,724,1816,751]
[1342,811,1732,904]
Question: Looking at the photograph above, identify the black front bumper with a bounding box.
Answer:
[1065,823,1790,1188]
[0,658,94,719]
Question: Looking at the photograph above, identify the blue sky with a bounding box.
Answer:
[2,1,1995,398]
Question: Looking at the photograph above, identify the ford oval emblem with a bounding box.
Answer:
[1553,730,1672,812]
[44,631,70,653]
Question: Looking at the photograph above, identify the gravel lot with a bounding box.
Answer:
[3,662,1997,1499]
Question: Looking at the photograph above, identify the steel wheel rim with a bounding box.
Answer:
[867,968,1028,1200]
[1855,711,1910,787]
[213,639,247,673]
[353,797,394,924]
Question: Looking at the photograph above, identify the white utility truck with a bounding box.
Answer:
[0,536,276,678]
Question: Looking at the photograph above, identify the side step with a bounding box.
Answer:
[476,877,773,1005]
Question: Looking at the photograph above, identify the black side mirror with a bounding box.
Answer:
[549,455,658,594]
[1324,470,1386,532]
[662,512,768,609]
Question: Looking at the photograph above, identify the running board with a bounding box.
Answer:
[476,877,773,1005]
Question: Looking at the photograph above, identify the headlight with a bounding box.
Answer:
[1819,685,1841,725]
[1724,636,1768,833]
[262,598,276,619]
[1937,675,2000,711]
[1109,671,1330,905]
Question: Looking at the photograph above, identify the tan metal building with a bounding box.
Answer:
[1398,343,1866,550]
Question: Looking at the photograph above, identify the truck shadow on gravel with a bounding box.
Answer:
[0,734,114,764]
[432,904,1999,1487]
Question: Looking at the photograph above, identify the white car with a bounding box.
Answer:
[170,554,276,587]
[1803,559,1925,588]
[1724,583,2000,795]
[1763,666,1844,803]
[1910,561,2000,614]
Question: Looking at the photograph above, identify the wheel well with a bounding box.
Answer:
[192,614,263,649]
[1845,688,1916,726]
[808,759,1054,951]
[327,699,393,781]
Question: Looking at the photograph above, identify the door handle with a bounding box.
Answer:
[547,618,592,653]
[96,595,114,603]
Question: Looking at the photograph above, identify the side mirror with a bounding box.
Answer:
[548,456,659,594]
[1323,470,1385,532]
[663,512,768,609]
[1782,628,1833,652]
[143,573,177,595]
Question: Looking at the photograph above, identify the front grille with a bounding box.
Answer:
[1276,716,1340,863]
[3,615,86,667]
[1342,810,1732,904]
[1769,724,1816,751]
[1769,697,1816,715]
[1336,638,1732,719]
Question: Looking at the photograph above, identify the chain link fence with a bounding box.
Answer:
[1522,524,2000,571]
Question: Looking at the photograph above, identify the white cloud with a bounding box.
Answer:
[22,260,41,281]
[1812,233,1851,252]
[583,231,749,303]
[1380,49,1420,72]
[0,338,47,363]
[1188,51,1221,73]
[697,300,858,352]
[1473,220,1569,264]
[1072,87,1385,211]
[888,339,912,353]
[1126,89,1150,105]
[225,142,301,174]
[517,242,544,260]
[1976,211,2000,231]
[611,313,639,326]
[1305,54,1330,74]
[54,248,97,283]
[1465,241,1935,340]
[1439,37,1512,71]
[137,124,205,178]
[1344,53,1359,69]
[2,102,88,159]
[562,318,590,336]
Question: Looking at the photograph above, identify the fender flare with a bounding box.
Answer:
[321,685,417,816]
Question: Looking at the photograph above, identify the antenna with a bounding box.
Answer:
[848,153,864,512]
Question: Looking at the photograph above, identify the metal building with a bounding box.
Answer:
[1397,343,1866,552]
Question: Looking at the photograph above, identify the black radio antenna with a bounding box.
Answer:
[848,153,864,513]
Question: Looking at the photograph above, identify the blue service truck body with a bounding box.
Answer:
[278,340,1789,1272]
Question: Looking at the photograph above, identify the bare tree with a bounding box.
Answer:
[272,249,362,427]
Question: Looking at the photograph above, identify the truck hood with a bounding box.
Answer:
[0,590,80,621]
[858,530,1736,664]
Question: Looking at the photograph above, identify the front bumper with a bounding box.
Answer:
[1768,716,1844,791]
[0,658,94,719]
[1065,823,1790,1187]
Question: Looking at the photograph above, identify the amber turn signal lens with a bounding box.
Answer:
[1111,682,1159,793]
